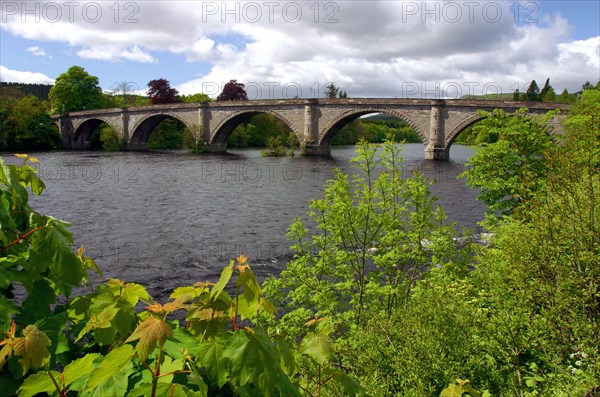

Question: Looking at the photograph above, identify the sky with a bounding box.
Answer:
[1,0,599,99]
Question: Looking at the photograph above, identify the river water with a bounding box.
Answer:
[6,144,486,300]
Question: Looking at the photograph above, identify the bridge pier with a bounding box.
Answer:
[424,147,450,161]
[302,144,331,156]
[425,101,449,161]
[206,142,228,153]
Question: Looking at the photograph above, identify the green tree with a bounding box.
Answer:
[181,93,212,103]
[264,140,461,394]
[323,82,340,98]
[8,96,61,150]
[460,108,555,216]
[525,79,541,101]
[49,66,104,113]
[557,88,576,103]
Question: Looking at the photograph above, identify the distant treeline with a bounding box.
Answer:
[0,82,53,101]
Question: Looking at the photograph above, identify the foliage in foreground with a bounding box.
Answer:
[0,154,361,396]
[1,88,598,397]
[265,90,599,396]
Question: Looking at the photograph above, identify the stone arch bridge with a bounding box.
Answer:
[52,98,569,160]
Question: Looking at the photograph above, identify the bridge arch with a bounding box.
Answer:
[210,109,300,146]
[73,118,119,149]
[445,114,487,147]
[129,113,192,149]
[319,108,428,147]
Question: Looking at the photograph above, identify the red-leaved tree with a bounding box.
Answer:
[217,80,248,101]
[147,79,180,104]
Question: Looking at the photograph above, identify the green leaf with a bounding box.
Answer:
[222,329,280,394]
[157,355,183,384]
[63,353,101,391]
[300,331,334,365]
[276,371,302,397]
[28,217,85,295]
[85,344,134,391]
[90,361,132,397]
[236,266,261,304]
[187,369,209,397]
[126,317,172,362]
[275,336,295,374]
[210,261,234,301]
[17,370,60,397]
[440,382,481,397]
[18,279,55,325]
[162,326,198,361]
[0,294,19,327]
[128,382,197,397]
[198,340,227,387]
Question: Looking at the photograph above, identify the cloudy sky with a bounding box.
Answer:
[1,0,599,99]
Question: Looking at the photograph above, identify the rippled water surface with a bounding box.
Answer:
[8,144,486,300]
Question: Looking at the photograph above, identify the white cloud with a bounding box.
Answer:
[76,45,157,63]
[26,46,47,57]
[1,1,598,95]
[0,66,54,84]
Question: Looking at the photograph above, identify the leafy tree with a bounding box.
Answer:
[339,90,348,98]
[228,114,292,147]
[181,93,212,103]
[323,82,340,98]
[557,88,576,103]
[525,79,541,101]
[147,79,180,105]
[513,88,523,101]
[460,108,556,216]
[147,118,186,149]
[0,82,52,101]
[109,81,141,107]
[3,96,61,150]
[49,66,104,113]
[263,140,461,394]
[217,80,248,101]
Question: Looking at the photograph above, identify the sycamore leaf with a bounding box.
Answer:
[90,361,132,397]
[301,331,334,366]
[236,266,261,304]
[222,329,280,393]
[129,382,196,397]
[62,353,101,390]
[75,303,118,342]
[85,344,133,391]
[440,381,482,397]
[0,295,19,327]
[12,325,51,374]
[198,341,228,387]
[107,279,150,306]
[17,370,61,397]
[126,317,172,362]
[210,261,234,301]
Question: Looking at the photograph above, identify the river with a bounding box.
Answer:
[6,144,486,300]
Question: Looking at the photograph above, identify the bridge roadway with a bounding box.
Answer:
[52,98,569,160]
